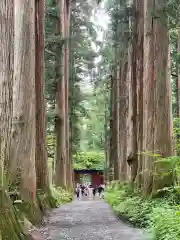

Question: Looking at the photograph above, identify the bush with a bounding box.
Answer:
[50,186,73,205]
[150,206,180,240]
[104,183,180,239]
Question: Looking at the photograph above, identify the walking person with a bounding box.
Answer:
[98,184,104,199]
[75,185,80,200]
[92,186,97,199]
[85,185,90,198]
[81,184,86,197]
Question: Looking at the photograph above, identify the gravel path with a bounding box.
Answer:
[31,199,144,240]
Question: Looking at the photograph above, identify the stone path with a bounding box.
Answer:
[31,199,144,240]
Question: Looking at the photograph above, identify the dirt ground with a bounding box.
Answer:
[30,197,144,240]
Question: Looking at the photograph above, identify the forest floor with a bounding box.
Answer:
[30,197,144,240]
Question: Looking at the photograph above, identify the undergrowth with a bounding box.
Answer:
[104,182,180,240]
[0,186,72,239]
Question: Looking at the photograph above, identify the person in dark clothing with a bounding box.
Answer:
[98,185,103,195]
[92,186,97,199]
[81,185,86,196]
[76,186,80,200]
[98,184,104,199]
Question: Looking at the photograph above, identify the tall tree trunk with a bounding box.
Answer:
[35,0,49,190]
[55,0,72,188]
[13,0,36,201]
[104,103,109,183]
[109,75,115,181]
[114,66,120,180]
[0,4,25,239]
[119,55,128,181]
[130,3,138,182]
[54,70,66,187]
[135,0,144,188]
[55,0,66,187]
[0,0,13,185]
[64,0,72,189]
[177,29,180,117]
[117,4,130,181]
[152,0,173,192]
[142,0,173,194]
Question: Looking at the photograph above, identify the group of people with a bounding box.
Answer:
[75,183,105,200]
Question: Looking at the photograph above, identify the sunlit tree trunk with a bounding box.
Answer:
[35,0,49,189]
[13,0,36,201]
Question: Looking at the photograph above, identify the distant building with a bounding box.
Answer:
[73,169,104,187]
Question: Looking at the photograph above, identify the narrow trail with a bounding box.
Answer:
[31,199,144,240]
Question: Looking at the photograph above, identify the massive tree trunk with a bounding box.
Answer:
[0,0,13,184]
[0,2,27,239]
[130,2,138,182]
[13,0,36,201]
[64,0,72,189]
[119,55,129,181]
[142,0,173,194]
[117,4,130,181]
[55,0,66,187]
[35,0,49,190]
[55,0,72,188]
[152,0,173,191]
[134,0,144,187]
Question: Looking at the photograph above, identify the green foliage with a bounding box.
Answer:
[79,86,109,151]
[105,183,154,228]
[73,151,104,170]
[151,206,180,240]
[105,183,180,240]
[68,0,99,154]
[50,186,73,205]
[173,118,180,155]
[0,185,72,239]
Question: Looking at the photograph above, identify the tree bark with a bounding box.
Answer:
[177,28,180,117]
[119,56,128,181]
[114,66,120,180]
[152,0,173,192]
[130,3,138,182]
[134,0,144,188]
[13,0,36,201]
[142,0,173,194]
[55,0,72,188]
[55,0,66,187]
[0,0,13,186]
[64,0,72,189]
[35,0,49,189]
[109,75,115,181]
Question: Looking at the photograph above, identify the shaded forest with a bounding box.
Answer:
[1,0,180,239]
